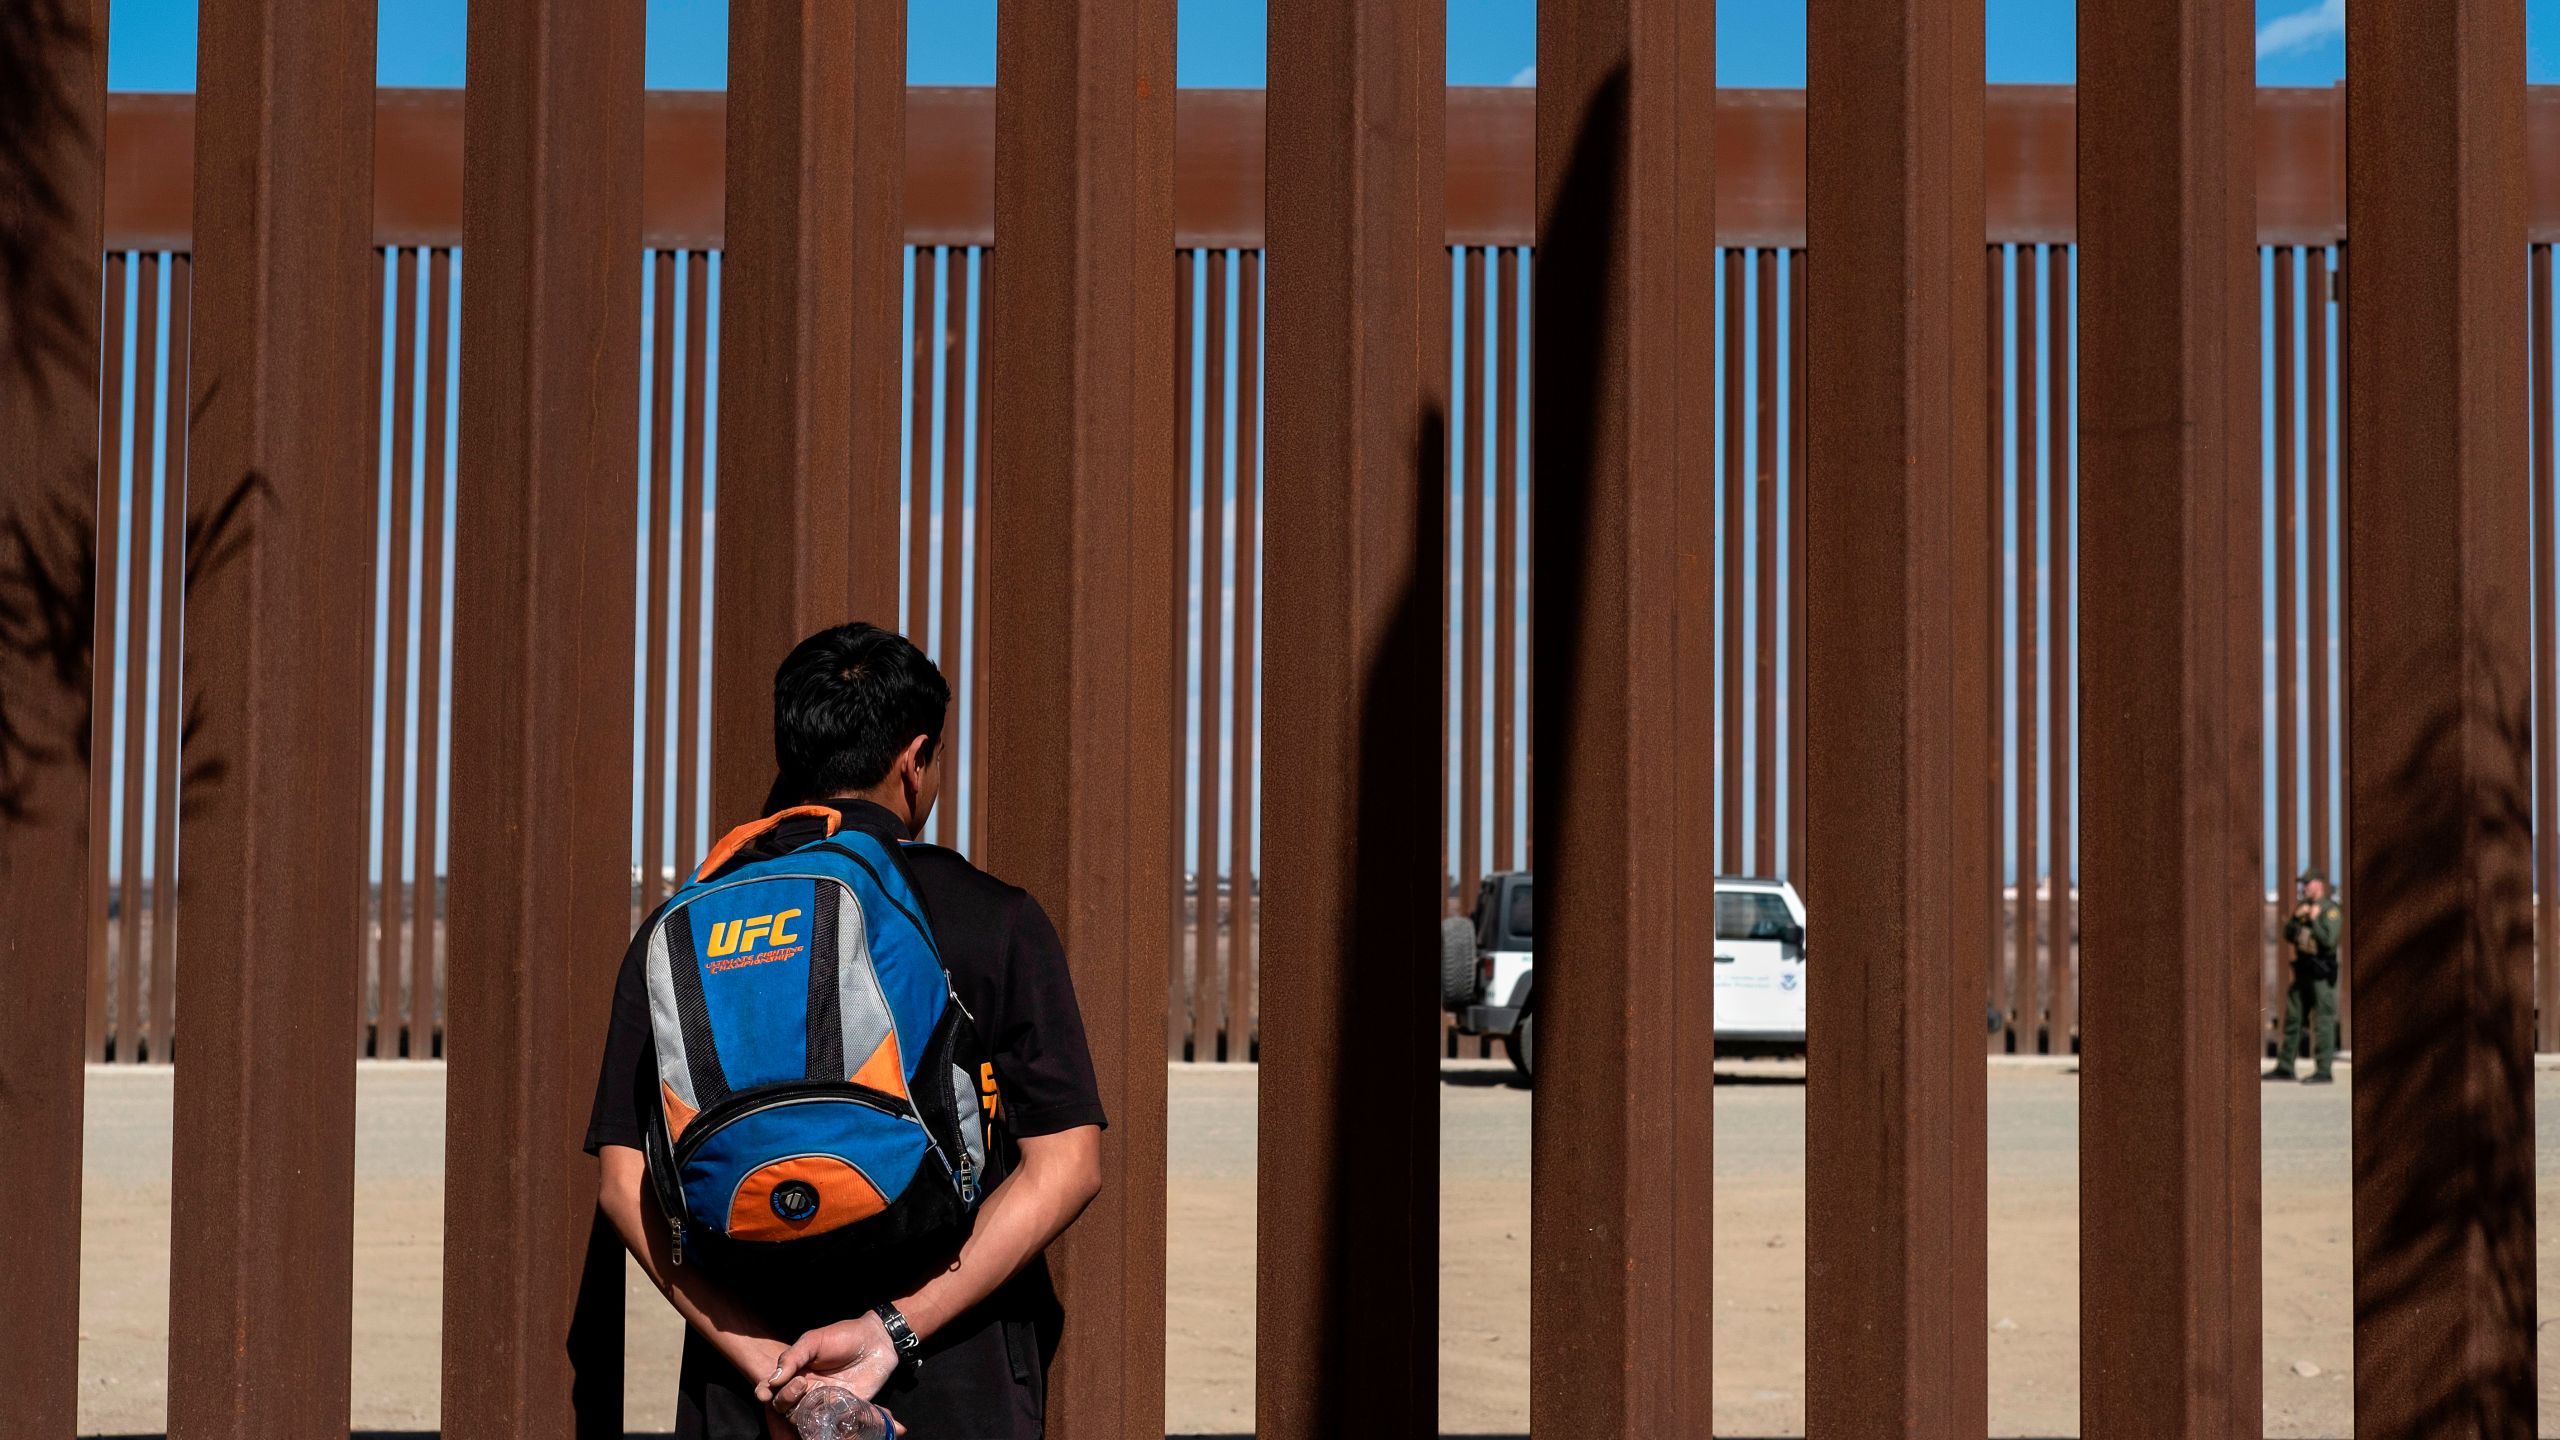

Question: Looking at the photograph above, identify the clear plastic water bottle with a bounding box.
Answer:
[791,1384,895,1440]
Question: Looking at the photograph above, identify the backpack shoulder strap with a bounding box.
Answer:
[691,804,844,885]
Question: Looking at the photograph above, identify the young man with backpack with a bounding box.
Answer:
[587,622,1106,1439]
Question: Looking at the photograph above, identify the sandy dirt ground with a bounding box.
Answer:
[70,1060,2560,1437]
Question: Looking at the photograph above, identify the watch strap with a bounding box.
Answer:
[873,1302,923,1374]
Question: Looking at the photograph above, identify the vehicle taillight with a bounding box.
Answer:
[1478,956,1493,987]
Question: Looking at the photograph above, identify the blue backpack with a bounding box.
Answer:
[640,805,986,1274]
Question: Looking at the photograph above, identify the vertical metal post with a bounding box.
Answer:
[849,18,905,630]
[2076,0,2262,1430]
[118,255,160,1060]
[1722,244,1747,874]
[2537,249,2559,1053]
[415,250,451,1050]
[1531,0,1700,1431]
[87,253,123,1067]
[1985,248,2008,1046]
[986,0,1175,1432]
[1461,247,1485,919]
[908,257,938,640]
[2306,248,2333,882]
[2276,247,2300,993]
[2013,244,2041,1047]
[2045,246,2073,1049]
[1261,0,1442,1428]
[151,256,194,1060]
[1755,249,1780,875]
[2347,2,2537,1433]
[0,0,105,1415]
[379,246,417,1054]
[1170,252,1195,1060]
[1229,251,1262,1059]
[1195,250,1229,1061]
[440,0,643,1433]
[167,0,376,1430]
[642,255,675,908]
[676,251,710,877]
[1496,248,1521,872]
[1791,248,1809,891]
[939,247,970,845]
[971,249,994,857]
[711,1,882,824]
[1804,0,1986,1432]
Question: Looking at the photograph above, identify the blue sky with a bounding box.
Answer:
[111,0,2560,94]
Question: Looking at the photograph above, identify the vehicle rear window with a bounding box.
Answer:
[1715,892,1796,942]
[1504,882,1534,944]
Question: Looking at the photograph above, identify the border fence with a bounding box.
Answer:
[1,1,2553,1433]
[78,87,2432,1070]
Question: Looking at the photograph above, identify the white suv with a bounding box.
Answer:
[1441,872,1809,1081]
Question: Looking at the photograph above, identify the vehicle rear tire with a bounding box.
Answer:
[1507,1013,1533,1083]
[1439,916,1479,1010]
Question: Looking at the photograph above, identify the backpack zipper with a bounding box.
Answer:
[673,1081,917,1167]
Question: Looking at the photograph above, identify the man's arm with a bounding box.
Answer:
[597,1142,797,1427]
[760,1125,1105,1409]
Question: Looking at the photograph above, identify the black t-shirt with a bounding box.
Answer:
[585,799,1107,1440]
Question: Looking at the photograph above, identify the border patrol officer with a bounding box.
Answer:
[2266,867,2343,1085]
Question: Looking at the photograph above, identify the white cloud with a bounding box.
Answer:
[1509,64,1536,86]
[2256,0,2344,60]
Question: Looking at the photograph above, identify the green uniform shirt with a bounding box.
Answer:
[2286,897,2342,957]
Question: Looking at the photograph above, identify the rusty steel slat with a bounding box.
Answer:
[1228,250,1261,1060]
[438,0,643,1429]
[1494,248,1520,871]
[378,246,418,1056]
[1474,244,1495,932]
[1522,247,1532,872]
[1985,246,2007,1045]
[2045,245,2072,1050]
[709,1,870,826]
[0,0,106,1414]
[2076,0,2263,1426]
[1668,5,1717,1420]
[2333,245,2354,1040]
[1460,248,1485,926]
[970,247,992,856]
[676,251,708,876]
[938,247,969,847]
[641,254,675,910]
[2305,248,2334,887]
[150,255,194,1060]
[1171,250,1195,1061]
[354,250,384,1049]
[1791,248,1808,891]
[117,254,161,1060]
[850,12,907,627]
[1721,245,1746,873]
[986,1,1176,1430]
[1260,0,1441,1425]
[2014,243,2041,1048]
[1755,248,1780,874]
[2276,247,2300,1039]
[907,252,937,641]
[414,250,451,1051]
[2538,247,2559,1053]
[86,254,125,1067]
[1804,0,1986,1430]
[2346,2,2537,1431]
[1530,0,1693,1431]
[1195,250,1229,1060]
[166,0,376,1427]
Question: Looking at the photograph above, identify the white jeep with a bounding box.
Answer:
[1441,871,1810,1081]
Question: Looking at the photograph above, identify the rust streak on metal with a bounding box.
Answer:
[2076,0,2263,1428]
[0,0,106,1416]
[985,1,1175,1431]
[2346,1,2538,1432]
[1803,0,1986,1431]
[1260,0,1442,1427]
[165,0,376,1429]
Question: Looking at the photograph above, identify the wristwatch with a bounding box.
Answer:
[873,1302,924,1376]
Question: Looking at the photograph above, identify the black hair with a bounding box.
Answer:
[772,623,950,802]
